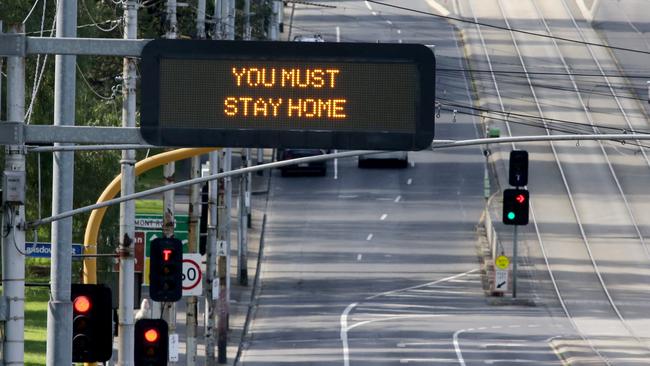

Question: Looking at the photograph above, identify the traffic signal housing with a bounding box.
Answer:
[71,284,113,362]
[509,150,528,187]
[135,319,169,365]
[502,188,529,225]
[149,237,183,302]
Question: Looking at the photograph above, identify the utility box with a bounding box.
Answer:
[2,171,25,204]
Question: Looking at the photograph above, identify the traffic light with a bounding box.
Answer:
[502,188,529,225]
[509,150,528,187]
[149,237,183,301]
[135,319,169,366]
[71,284,113,362]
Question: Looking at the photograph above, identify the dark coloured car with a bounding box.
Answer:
[278,149,328,176]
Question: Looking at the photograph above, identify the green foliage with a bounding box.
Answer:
[24,286,49,366]
[1,0,272,261]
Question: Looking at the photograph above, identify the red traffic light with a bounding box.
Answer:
[73,295,92,313]
[163,249,172,261]
[515,194,526,204]
[144,328,160,343]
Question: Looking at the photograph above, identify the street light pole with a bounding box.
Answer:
[3,24,27,366]
[117,1,138,365]
[47,0,77,360]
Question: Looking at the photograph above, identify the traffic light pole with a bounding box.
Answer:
[186,156,201,366]
[512,225,518,298]
[117,1,138,365]
[47,0,77,362]
[205,152,219,362]
[3,24,27,366]
[218,149,230,363]
[163,2,179,363]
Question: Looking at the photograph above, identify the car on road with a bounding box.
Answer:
[277,149,328,176]
[358,151,409,168]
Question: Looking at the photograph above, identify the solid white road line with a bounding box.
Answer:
[365,0,372,10]
[341,270,478,366]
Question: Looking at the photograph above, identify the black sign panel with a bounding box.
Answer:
[140,40,435,150]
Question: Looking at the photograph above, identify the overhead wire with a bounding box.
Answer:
[80,0,123,32]
[22,0,42,24]
[365,0,650,55]
[76,63,115,101]
[24,0,55,124]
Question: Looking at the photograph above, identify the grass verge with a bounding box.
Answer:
[25,286,48,366]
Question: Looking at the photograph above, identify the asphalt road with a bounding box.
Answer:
[237,1,578,365]
[459,0,650,363]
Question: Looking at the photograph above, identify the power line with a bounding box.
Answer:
[438,99,650,135]
[438,67,650,80]
[366,0,650,56]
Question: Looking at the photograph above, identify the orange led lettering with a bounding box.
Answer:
[318,99,331,117]
[253,98,268,116]
[332,99,346,118]
[281,69,294,87]
[303,99,318,117]
[232,67,246,86]
[294,69,310,88]
[268,98,282,116]
[262,68,276,87]
[311,69,324,88]
[325,69,340,88]
[247,68,261,87]
[224,97,238,116]
[239,97,253,116]
[287,98,302,117]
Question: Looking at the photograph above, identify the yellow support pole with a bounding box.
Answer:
[82,148,217,284]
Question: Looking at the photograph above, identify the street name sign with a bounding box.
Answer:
[141,40,435,150]
[26,242,83,258]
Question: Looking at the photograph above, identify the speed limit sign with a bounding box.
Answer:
[182,253,203,296]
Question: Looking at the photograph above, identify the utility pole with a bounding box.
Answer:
[163,1,178,363]
[207,4,222,362]
[197,0,207,39]
[205,152,219,363]
[117,1,138,365]
[186,156,200,366]
[214,0,224,40]
[3,23,26,366]
[165,0,178,39]
[185,4,207,364]
[217,149,230,363]
[244,0,251,40]
[268,1,280,41]
[47,0,77,361]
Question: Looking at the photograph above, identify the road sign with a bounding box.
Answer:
[141,40,435,150]
[495,255,510,270]
[26,242,83,258]
[494,269,508,293]
[182,254,203,296]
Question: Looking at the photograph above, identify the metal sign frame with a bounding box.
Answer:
[140,40,435,150]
